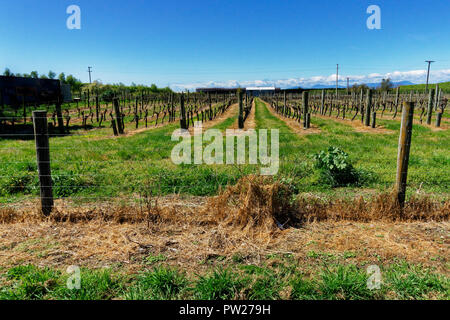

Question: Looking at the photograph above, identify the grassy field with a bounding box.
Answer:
[398,81,450,93]
[1,98,449,204]
[1,260,447,300]
[1,98,449,300]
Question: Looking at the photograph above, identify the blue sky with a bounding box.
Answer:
[1,0,449,90]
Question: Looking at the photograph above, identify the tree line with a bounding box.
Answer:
[2,68,172,96]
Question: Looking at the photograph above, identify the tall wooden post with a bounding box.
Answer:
[55,98,65,134]
[364,89,372,126]
[434,84,439,111]
[435,112,442,127]
[180,93,187,129]
[395,87,399,108]
[95,96,100,122]
[238,89,244,129]
[113,98,123,134]
[395,102,414,208]
[320,90,325,115]
[87,89,90,112]
[302,91,309,129]
[32,111,53,216]
[426,89,434,125]
[208,92,212,121]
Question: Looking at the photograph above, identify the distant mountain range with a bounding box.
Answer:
[299,81,415,90]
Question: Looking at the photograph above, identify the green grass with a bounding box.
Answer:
[398,81,450,93]
[0,261,447,300]
[1,98,449,203]
[124,266,188,300]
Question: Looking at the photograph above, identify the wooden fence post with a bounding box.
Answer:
[180,93,187,129]
[426,88,434,125]
[395,102,415,208]
[371,112,376,128]
[302,91,309,129]
[113,98,123,134]
[434,84,439,111]
[364,89,372,126]
[32,111,53,216]
[96,96,100,122]
[320,90,325,115]
[111,119,118,136]
[55,99,65,134]
[435,112,442,127]
[238,89,244,129]
[208,92,212,121]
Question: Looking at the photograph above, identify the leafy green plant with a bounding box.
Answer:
[52,172,94,197]
[0,172,37,195]
[313,147,359,187]
[144,254,167,265]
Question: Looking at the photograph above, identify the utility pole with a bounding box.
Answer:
[425,60,434,93]
[87,66,92,84]
[336,64,339,97]
[347,77,349,95]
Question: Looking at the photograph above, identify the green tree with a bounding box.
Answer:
[380,78,393,92]
[30,71,39,79]
[65,75,83,93]
[48,71,56,79]
[3,68,13,76]
[58,72,66,83]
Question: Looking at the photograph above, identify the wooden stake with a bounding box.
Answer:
[180,94,187,129]
[238,90,244,129]
[32,110,53,216]
[395,102,415,208]
[364,89,372,127]
[113,98,124,134]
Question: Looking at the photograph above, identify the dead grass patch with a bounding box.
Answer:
[0,176,448,273]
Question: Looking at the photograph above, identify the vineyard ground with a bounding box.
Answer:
[0,190,449,300]
[1,99,449,205]
[0,97,449,300]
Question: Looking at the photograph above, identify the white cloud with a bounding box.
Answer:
[170,68,450,92]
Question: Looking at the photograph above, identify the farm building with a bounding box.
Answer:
[245,86,280,96]
[0,76,71,109]
[196,86,283,96]
[195,87,243,95]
